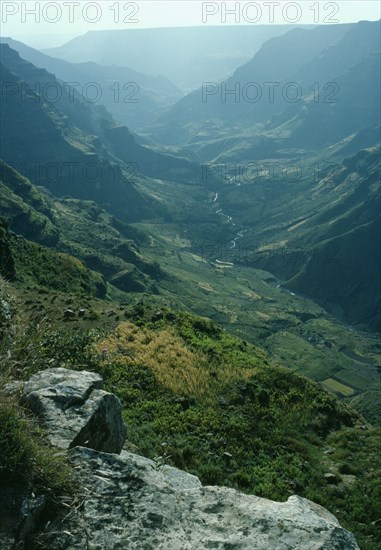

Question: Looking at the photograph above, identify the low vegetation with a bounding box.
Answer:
[92,308,381,549]
[0,396,74,504]
[0,277,74,531]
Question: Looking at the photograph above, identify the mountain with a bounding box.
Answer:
[283,148,380,329]
[43,25,309,92]
[255,51,381,153]
[0,43,147,222]
[0,37,183,131]
[0,159,165,295]
[0,43,206,223]
[219,147,381,330]
[264,19,381,149]
[147,23,353,145]
[148,21,380,156]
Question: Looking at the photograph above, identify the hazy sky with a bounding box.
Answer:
[1,1,380,48]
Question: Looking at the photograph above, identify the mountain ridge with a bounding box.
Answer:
[0,36,183,130]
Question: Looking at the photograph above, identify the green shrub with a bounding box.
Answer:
[197,461,224,485]
[0,397,74,502]
[0,276,13,344]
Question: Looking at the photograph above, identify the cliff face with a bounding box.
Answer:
[1,368,360,550]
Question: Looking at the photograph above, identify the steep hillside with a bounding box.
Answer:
[0,161,58,247]
[148,21,379,157]
[0,37,183,130]
[0,221,106,298]
[284,149,381,328]
[0,44,205,223]
[1,276,380,550]
[267,51,381,148]
[0,161,163,294]
[217,147,381,331]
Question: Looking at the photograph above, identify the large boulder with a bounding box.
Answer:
[40,446,360,550]
[21,368,126,454]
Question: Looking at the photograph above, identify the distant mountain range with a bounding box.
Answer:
[42,25,308,92]
[146,21,380,159]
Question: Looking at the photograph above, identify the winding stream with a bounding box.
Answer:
[212,193,252,261]
[211,195,305,300]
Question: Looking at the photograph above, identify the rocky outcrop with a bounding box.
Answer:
[21,368,127,454]
[42,446,359,550]
[2,369,360,549]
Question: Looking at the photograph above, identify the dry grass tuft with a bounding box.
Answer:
[96,322,256,404]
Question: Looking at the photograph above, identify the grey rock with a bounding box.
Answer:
[18,495,46,543]
[23,368,103,398]
[119,451,201,491]
[161,464,202,491]
[324,472,339,484]
[3,380,24,397]
[41,447,360,550]
[22,368,126,454]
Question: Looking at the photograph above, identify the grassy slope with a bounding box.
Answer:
[0,277,75,540]
[0,160,163,294]
[0,160,59,246]
[96,308,380,550]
